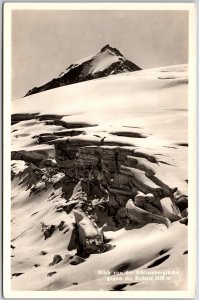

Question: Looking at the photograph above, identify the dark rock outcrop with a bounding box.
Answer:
[49,254,63,266]
[175,195,188,211]
[47,271,57,277]
[11,113,39,125]
[40,251,48,255]
[12,273,24,277]
[41,222,56,240]
[179,217,188,226]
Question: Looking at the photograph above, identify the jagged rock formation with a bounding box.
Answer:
[11,110,187,240]
[11,116,186,236]
[24,45,141,97]
[56,140,184,226]
[11,150,184,260]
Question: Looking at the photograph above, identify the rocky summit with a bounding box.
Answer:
[24,45,141,97]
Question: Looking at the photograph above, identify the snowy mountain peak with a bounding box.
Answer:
[25,45,141,97]
[100,44,124,57]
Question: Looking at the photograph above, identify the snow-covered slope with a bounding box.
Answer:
[24,44,141,97]
[11,64,188,291]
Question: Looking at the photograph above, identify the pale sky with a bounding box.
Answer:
[12,10,188,100]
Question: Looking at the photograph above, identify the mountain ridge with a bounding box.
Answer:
[24,44,141,97]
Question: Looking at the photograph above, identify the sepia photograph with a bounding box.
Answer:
[3,3,196,298]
